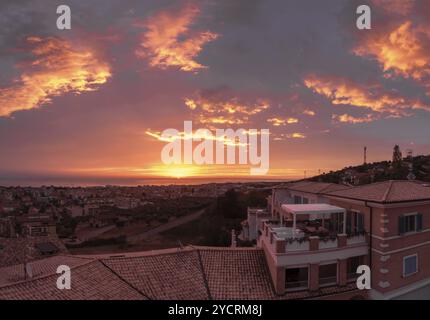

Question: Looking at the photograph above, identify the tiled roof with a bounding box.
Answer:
[326,180,430,203]
[198,247,276,300]
[0,246,361,300]
[287,181,349,194]
[0,255,92,287]
[0,247,277,300]
[102,249,209,300]
[0,260,145,300]
[0,235,68,268]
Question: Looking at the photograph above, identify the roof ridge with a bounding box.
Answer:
[194,248,212,300]
[98,246,196,261]
[382,180,395,202]
[98,259,151,300]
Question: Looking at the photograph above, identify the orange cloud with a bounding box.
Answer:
[145,129,248,147]
[288,133,306,139]
[274,132,306,140]
[185,91,270,125]
[0,36,111,117]
[136,3,218,73]
[303,109,316,116]
[332,114,376,124]
[304,74,430,115]
[267,117,298,126]
[353,21,430,93]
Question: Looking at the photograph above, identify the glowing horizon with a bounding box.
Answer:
[1,1,430,185]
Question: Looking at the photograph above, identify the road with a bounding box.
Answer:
[127,207,207,244]
[75,224,116,242]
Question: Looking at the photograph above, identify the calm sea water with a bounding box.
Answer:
[0,176,289,187]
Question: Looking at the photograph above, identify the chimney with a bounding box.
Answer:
[231,229,237,248]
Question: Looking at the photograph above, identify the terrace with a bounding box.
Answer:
[260,204,367,254]
[259,203,368,294]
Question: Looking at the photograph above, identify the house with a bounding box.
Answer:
[240,207,271,241]
[18,215,57,237]
[257,180,430,299]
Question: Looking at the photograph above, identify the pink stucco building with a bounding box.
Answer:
[257,180,430,299]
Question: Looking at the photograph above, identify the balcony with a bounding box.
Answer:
[260,219,367,257]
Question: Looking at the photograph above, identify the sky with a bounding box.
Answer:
[1,0,430,186]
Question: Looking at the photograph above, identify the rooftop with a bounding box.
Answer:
[0,246,358,300]
[286,181,350,194]
[326,180,430,203]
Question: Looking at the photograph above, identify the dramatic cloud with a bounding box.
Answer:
[274,132,306,140]
[0,36,111,117]
[353,19,430,94]
[332,114,376,124]
[145,129,248,147]
[304,74,430,117]
[267,117,298,126]
[185,88,270,125]
[135,3,218,73]
[302,109,316,116]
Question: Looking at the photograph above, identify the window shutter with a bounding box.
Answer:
[417,214,423,232]
[399,215,405,235]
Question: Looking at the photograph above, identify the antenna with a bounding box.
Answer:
[364,146,367,164]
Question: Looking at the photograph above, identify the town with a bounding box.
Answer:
[1,146,430,299]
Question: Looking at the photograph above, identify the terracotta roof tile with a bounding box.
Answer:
[198,248,276,300]
[0,235,68,268]
[288,182,349,194]
[0,261,145,300]
[0,255,93,287]
[102,249,209,300]
[326,180,430,203]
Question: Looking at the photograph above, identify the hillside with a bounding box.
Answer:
[311,153,430,186]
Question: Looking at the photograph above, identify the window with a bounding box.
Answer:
[294,196,302,204]
[403,254,418,277]
[319,263,337,286]
[346,211,364,235]
[302,197,309,204]
[285,267,308,291]
[347,256,364,280]
[399,214,423,234]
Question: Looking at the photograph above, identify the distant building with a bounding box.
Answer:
[18,215,57,237]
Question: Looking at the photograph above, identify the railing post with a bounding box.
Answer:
[337,234,347,248]
[309,236,319,251]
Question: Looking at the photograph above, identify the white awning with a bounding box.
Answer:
[281,203,345,216]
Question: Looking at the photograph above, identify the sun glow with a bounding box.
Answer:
[151,165,202,178]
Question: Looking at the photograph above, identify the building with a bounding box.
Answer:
[0,245,366,300]
[261,180,430,299]
[240,208,271,241]
[259,203,368,298]
[1,180,430,300]
[18,215,57,237]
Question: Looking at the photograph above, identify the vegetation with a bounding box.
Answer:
[162,188,270,247]
[311,147,430,185]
